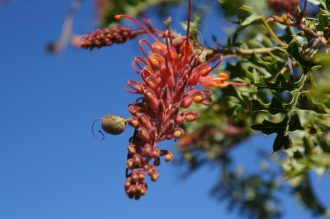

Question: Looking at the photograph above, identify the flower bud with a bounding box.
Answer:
[128,117,139,128]
[184,111,199,122]
[146,165,156,175]
[137,113,152,129]
[151,172,159,182]
[131,173,140,183]
[181,96,193,108]
[164,151,174,163]
[128,105,142,115]
[128,144,136,154]
[132,154,142,166]
[175,115,184,124]
[101,115,127,135]
[125,179,132,189]
[137,127,150,141]
[127,159,134,169]
[151,148,160,158]
[173,128,184,138]
[138,185,147,195]
[142,144,152,156]
[138,172,145,181]
[193,95,203,103]
[126,186,135,197]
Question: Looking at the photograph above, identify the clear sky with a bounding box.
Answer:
[0,1,329,219]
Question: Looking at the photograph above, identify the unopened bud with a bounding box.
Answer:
[151,172,160,182]
[131,173,139,183]
[139,186,147,195]
[193,95,204,103]
[164,151,174,163]
[137,171,145,181]
[151,148,160,158]
[142,144,152,156]
[133,154,142,166]
[127,159,134,169]
[146,165,156,175]
[125,180,132,189]
[128,144,136,154]
[173,128,184,138]
[137,127,150,141]
[101,115,127,135]
[184,112,199,122]
[128,117,139,128]
[176,115,185,124]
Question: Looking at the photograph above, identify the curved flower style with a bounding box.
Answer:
[116,0,244,199]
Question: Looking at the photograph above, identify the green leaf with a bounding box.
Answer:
[269,96,287,114]
[297,92,328,114]
[311,65,322,71]
[251,118,287,135]
[273,134,284,152]
[317,8,330,30]
[288,113,304,131]
[218,0,245,18]
[241,13,261,27]
[287,41,312,71]
[273,134,292,152]
[251,99,270,111]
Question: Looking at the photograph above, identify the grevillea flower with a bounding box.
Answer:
[112,0,245,199]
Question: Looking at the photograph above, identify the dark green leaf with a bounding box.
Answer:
[251,118,287,135]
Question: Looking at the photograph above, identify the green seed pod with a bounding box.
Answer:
[101,115,127,135]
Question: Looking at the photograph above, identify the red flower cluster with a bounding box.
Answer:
[268,0,300,17]
[116,0,242,199]
[82,0,246,199]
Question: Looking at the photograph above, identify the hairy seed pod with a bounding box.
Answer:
[101,115,127,135]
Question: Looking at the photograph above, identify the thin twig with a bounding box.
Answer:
[262,17,286,47]
[47,0,82,53]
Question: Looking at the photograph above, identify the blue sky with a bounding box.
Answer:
[0,1,329,219]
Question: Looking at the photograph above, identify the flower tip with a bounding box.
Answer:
[115,14,124,20]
